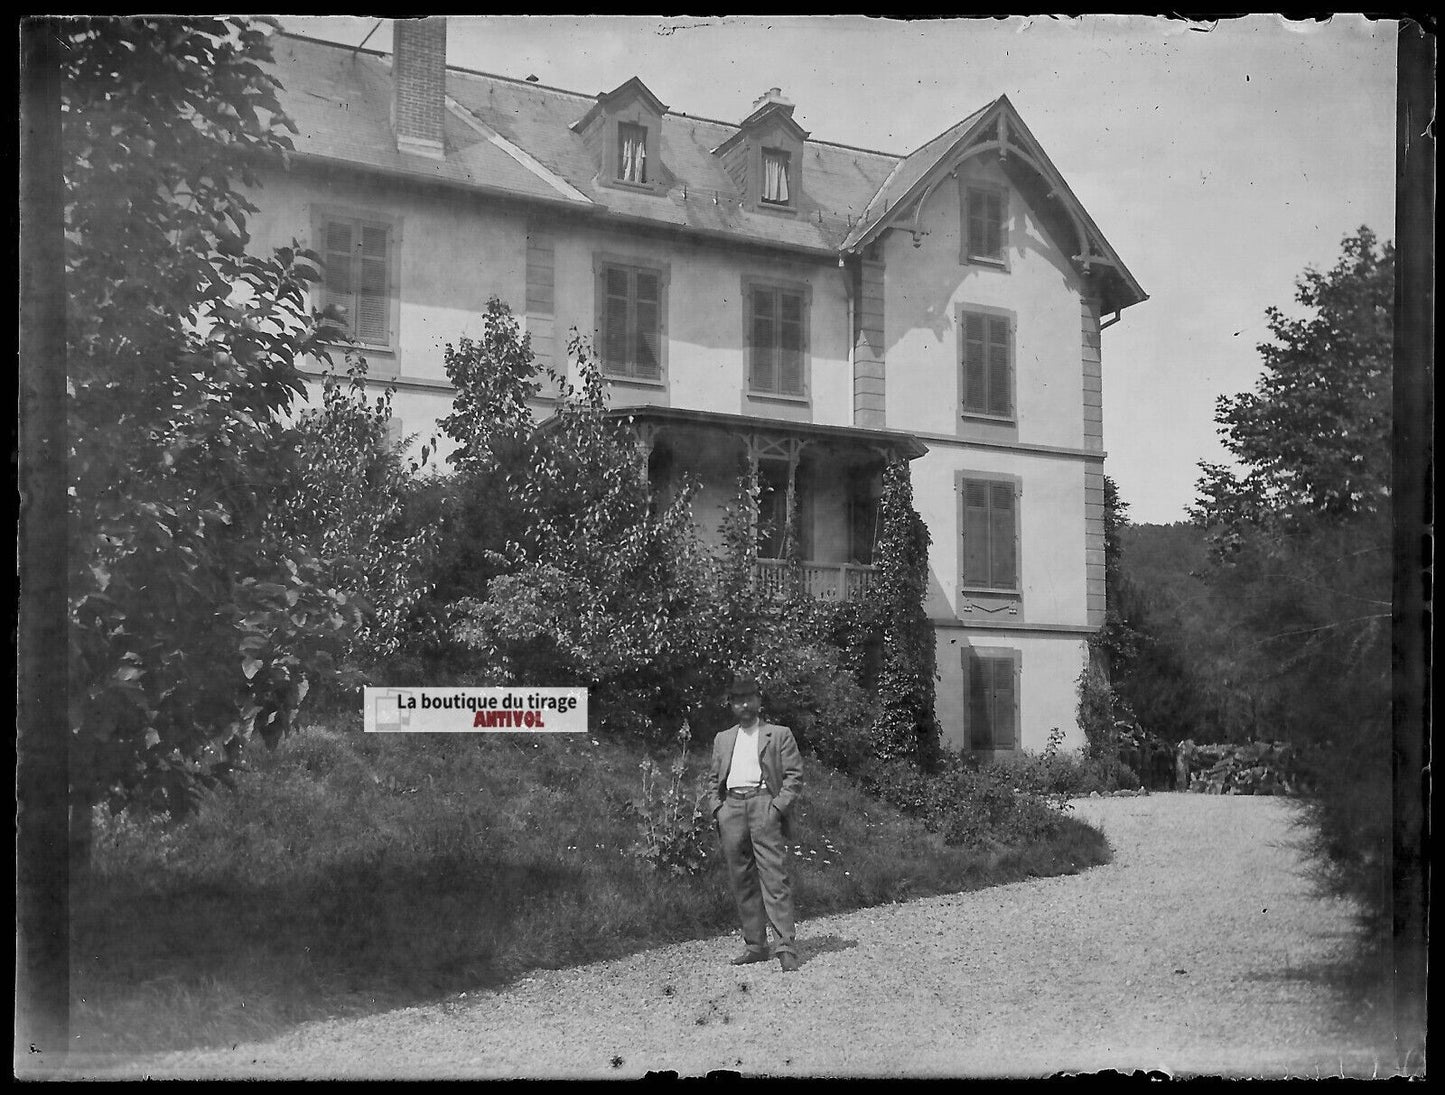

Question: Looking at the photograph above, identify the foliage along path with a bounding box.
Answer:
[71,793,1400,1080]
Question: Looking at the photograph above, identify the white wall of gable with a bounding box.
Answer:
[882,155,1086,450]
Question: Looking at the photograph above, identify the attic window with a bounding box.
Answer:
[618,123,648,185]
[964,184,1007,265]
[761,148,791,205]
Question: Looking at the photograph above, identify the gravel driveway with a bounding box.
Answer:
[72,793,1392,1079]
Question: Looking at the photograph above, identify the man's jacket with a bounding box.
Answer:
[710,721,803,840]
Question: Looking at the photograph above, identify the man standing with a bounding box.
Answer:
[710,674,803,972]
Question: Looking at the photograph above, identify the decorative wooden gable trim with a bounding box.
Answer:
[844,98,1145,314]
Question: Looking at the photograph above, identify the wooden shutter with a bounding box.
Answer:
[633,270,661,379]
[962,312,987,413]
[319,218,389,345]
[779,291,804,395]
[962,310,1011,416]
[962,477,1018,589]
[967,652,992,749]
[961,479,990,587]
[991,655,1017,749]
[355,223,390,345]
[988,480,1017,589]
[320,219,354,332]
[967,652,1018,750]
[986,315,1011,415]
[602,266,630,373]
[750,289,776,391]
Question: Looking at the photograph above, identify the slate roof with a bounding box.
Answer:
[266,33,1143,310]
[842,102,994,251]
[269,34,898,253]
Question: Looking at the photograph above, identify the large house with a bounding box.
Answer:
[250,19,1146,754]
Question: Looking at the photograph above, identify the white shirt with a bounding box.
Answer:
[727,723,764,790]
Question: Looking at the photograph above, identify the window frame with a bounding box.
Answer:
[616,121,650,186]
[742,275,811,403]
[744,131,803,217]
[956,470,1022,596]
[959,180,1010,270]
[962,646,1021,751]
[957,303,1017,423]
[760,147,794,208]
[597,105,664,196]
[310,205,403,375]
[593,254,670,386]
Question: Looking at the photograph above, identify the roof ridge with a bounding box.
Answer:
[276,29,905,162]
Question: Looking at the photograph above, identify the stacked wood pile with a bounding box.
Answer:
[1174,740,1312,796]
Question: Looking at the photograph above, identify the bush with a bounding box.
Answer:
[758,644,878,777]
[986,728,1138,797]
[940,763,1069,849]
[863,752,1071,849]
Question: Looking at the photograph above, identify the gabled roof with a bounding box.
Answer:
[569,76,670,134]
[712,99,811,155]
[265,33,1144,311]
[842,95,1146,313]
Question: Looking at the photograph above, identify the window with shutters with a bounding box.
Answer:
[959,474,1020,592]
[962,183,1008,267]
[316,213,397,350]
[595,258,667,383]
[964,648,1019,751]
[958,306,1014,420]
[744,278,810,400]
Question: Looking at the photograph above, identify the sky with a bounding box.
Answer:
[282,14,1398,525]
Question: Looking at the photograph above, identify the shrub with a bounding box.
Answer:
[758,645,877,777]
[863,752,1071,848]
[940,764,1069,849]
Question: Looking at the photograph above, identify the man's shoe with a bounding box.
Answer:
[778,951,800,973]
[730,950,770,966]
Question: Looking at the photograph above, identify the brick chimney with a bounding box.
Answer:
[392,17,446,158]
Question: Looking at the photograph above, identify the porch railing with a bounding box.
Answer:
[755,558,878,602]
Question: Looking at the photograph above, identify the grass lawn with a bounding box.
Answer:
[71,718,1110,1057]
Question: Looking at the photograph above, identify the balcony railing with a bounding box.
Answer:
[755,558,878,602]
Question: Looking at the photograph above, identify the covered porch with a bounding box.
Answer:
[611,407,927,603]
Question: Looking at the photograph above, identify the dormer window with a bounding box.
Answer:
[618,123,648,185]
[711,88,809,215]
[761,148,791,205]
[570,77,669,196]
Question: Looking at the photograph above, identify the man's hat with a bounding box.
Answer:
[728,674,761,699]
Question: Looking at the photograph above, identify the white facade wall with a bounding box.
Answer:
[881,154,1098,752]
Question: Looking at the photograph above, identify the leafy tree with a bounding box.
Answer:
[432,306,719,731]
[1194,226,1393,540]
[267,357,439,690]
[63,18,354,814]
[1189,228,1393,952]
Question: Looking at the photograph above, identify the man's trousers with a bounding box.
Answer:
[717,794,796,956]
